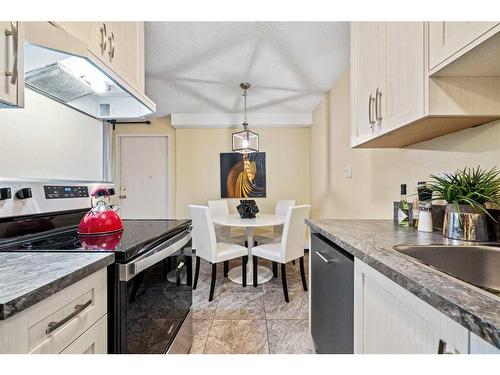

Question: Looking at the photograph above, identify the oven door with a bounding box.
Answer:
[114,228,193,354]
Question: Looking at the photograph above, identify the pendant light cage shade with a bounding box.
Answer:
[232,82,259,154]
[232,127,259,154]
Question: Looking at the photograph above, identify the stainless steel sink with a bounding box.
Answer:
[393,245,500,295]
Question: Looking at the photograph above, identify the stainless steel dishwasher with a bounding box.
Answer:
[310,233,354,354]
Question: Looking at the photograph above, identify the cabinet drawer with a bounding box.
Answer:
[61,315,107,354]
[0,268,107,353]
[29,269,107,354]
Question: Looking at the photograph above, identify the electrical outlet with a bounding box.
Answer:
[344,166,352,178]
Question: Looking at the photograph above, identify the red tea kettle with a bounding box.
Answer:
[79,231,123,250]
[78,188,124,235]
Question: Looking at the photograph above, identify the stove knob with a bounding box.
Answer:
[15,188,32,200]
[0,187,12,200]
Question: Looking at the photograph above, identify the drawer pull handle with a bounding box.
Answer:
[315,251,338,264]
[45,300,92,334]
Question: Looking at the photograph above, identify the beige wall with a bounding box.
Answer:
[310,69,500,219]
[112,119,311,219]
[175,127,311,218]
[112,117,177,216]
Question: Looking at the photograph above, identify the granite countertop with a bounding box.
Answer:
[0,252,114,320]
[306,219,500,349]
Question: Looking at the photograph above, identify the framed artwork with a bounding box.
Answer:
[220,152,266,198]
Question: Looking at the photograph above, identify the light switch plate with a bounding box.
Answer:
[344,166,352,178]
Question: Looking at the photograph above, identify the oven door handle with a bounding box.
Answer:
[119,229,192,281]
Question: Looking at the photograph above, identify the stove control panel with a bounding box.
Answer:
[44,185,89,199]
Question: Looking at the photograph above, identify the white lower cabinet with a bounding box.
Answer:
[0,268,108,354]
[61,315,107,354]
[354,259,469,354]
[469,333,500,354]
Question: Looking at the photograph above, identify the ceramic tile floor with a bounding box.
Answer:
[189,252,315,354]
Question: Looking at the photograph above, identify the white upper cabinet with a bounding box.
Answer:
[56,21,146,93]
[351,22,426,147]
[106,22,145,92]
[0,21,24,108]
[350,21,500,148]
[350,22,381,146]
[55,22,96,49]
[378,22,425,134]
[429,22,499,71]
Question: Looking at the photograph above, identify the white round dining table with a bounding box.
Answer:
[212,213,286,285]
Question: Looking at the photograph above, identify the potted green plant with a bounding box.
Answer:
[428,166,500,241]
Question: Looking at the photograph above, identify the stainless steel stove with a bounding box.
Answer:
[0,178,193,354]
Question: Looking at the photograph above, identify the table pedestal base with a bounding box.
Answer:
[227,265,273,285]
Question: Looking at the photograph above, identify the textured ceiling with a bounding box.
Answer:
[145,22,349,118]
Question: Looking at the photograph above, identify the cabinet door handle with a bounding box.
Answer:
[437,339,454,354]
[5,22,18,85]
[99,23,107,54]
[45,300,92,334]
[108,32,115,61]
[375,88,382,125]
[368,94,376,128]
[315,251,337,264]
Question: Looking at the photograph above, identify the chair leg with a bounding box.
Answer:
[272,261,278,278]
[223,260,229,277]
[209,263,217,302]
[186,255,193,287]
[253,256,258,287]
[281,263,289,303]
[193,256,200,290]
[299,256,308,291]
[242,256,248,287]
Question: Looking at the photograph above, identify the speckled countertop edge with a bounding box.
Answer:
[0,253,115,320]
[306,219,500,349]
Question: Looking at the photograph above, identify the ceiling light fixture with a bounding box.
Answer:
[232,82,259,154]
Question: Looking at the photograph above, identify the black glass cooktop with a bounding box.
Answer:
[0,211,191,263]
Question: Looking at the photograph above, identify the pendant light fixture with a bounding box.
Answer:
[232,82,259,154]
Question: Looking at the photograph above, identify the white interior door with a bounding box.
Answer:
[118,135,168,219]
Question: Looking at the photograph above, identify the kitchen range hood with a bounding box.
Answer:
[23,22,155,119]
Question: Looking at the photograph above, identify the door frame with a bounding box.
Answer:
[115,133,170,219]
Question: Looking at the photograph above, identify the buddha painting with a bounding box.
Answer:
[220,152,266,198]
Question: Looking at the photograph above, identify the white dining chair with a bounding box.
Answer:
[189,205,248,301]
[208,199,246,242]
[255,199,296,244]
[251,205,311,302]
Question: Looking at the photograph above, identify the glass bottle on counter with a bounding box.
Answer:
[398,184,410,227]
[413,181,427,228]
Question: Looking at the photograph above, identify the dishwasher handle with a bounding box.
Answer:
[315,251,338,264]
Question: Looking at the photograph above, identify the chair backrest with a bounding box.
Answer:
[189,205,218,263]
[280,205,311,263]
[275,200,296,216]
[208,200,230,218]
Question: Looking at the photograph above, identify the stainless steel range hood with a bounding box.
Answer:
[23,22,155,119]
